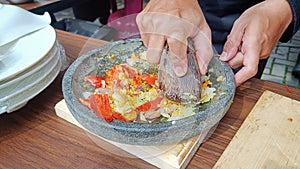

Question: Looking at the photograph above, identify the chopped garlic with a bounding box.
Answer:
[217,76,225,82]
[201,87,216,103]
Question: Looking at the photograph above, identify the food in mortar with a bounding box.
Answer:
[79,51,217,123]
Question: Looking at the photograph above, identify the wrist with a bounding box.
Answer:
[265,0,293,27]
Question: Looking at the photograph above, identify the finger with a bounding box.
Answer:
[220,20,245,61]
[167,36,188,77]
[136,12,154,33]
[135,12,143,28]
[234,62,258,86]
[146,34,166,64]
[193,31,213,75]
[234,45,260,86]
[136,12,156,47]
[140,33,150,47]
[227,52,244,69]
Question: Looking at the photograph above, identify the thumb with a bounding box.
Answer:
[220,22,245,61]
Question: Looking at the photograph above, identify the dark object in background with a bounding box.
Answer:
[54,0,142,41]
[52,0,116,41]
[292,54,300,79]
[72,0,111,25]
[52,18,117,41]
[107,0,143,40]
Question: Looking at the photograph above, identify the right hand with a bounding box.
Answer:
[136,0,213,76]
[219,0,293,86]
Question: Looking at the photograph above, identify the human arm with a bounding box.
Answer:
[136,0,213,76]
[280,0,300,41]
[219,0,294,86]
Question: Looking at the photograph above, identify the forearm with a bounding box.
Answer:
[263,0,293,36]
[280,0,300,41]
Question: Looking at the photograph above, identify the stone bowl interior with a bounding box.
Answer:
[62,39,236,146]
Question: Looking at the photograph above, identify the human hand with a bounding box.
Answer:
[220,0,293,86]
[136,0,213,77]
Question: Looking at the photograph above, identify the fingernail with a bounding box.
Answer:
[200,65,208,75]
[174,66,186,77]
[219,51,228,61]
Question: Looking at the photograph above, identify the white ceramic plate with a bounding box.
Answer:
[0,25,56,81]
[0,41,58,89]
[0,4,51,46]
[0,44,59,98]
[0,40,19,61]
[0,49,62,114]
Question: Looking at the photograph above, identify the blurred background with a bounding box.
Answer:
[52,0,300,89]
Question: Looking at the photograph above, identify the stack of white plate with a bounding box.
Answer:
[0,25,63,114]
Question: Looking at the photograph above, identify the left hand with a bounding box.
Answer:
[220,0,293,86]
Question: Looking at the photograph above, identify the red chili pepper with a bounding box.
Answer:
[135,97,163,113]
[285,85,293,94]
[112,112,126,121]
[81,64,161,122]
[84,75,105,88]
[105,65,117,88]
[79,98,91,109]
[120,64,137,78]
[88,94,125,122]
[105,64,137,88]
[133,74,143,86]
[135,101,152,112]
[142,74,157,86]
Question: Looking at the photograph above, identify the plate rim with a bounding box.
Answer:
[0,46,60,100]
[0,41,58,88]
[0,51,62,114]
[0,25,56,81]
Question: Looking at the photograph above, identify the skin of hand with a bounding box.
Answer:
[219,0,293,86]
[136,0,213,77]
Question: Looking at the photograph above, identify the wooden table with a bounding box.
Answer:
[1,30,300,169]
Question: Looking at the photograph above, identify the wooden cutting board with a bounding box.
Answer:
[55,99,210,169]
[214,90,300,169]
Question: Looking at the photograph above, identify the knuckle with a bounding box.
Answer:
[136,13,144,24]
[167,37,177,44]
[247,66,258,76]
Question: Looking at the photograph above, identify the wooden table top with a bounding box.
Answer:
[1,29,300,169]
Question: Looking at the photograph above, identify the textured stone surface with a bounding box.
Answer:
[62,39,236,145]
